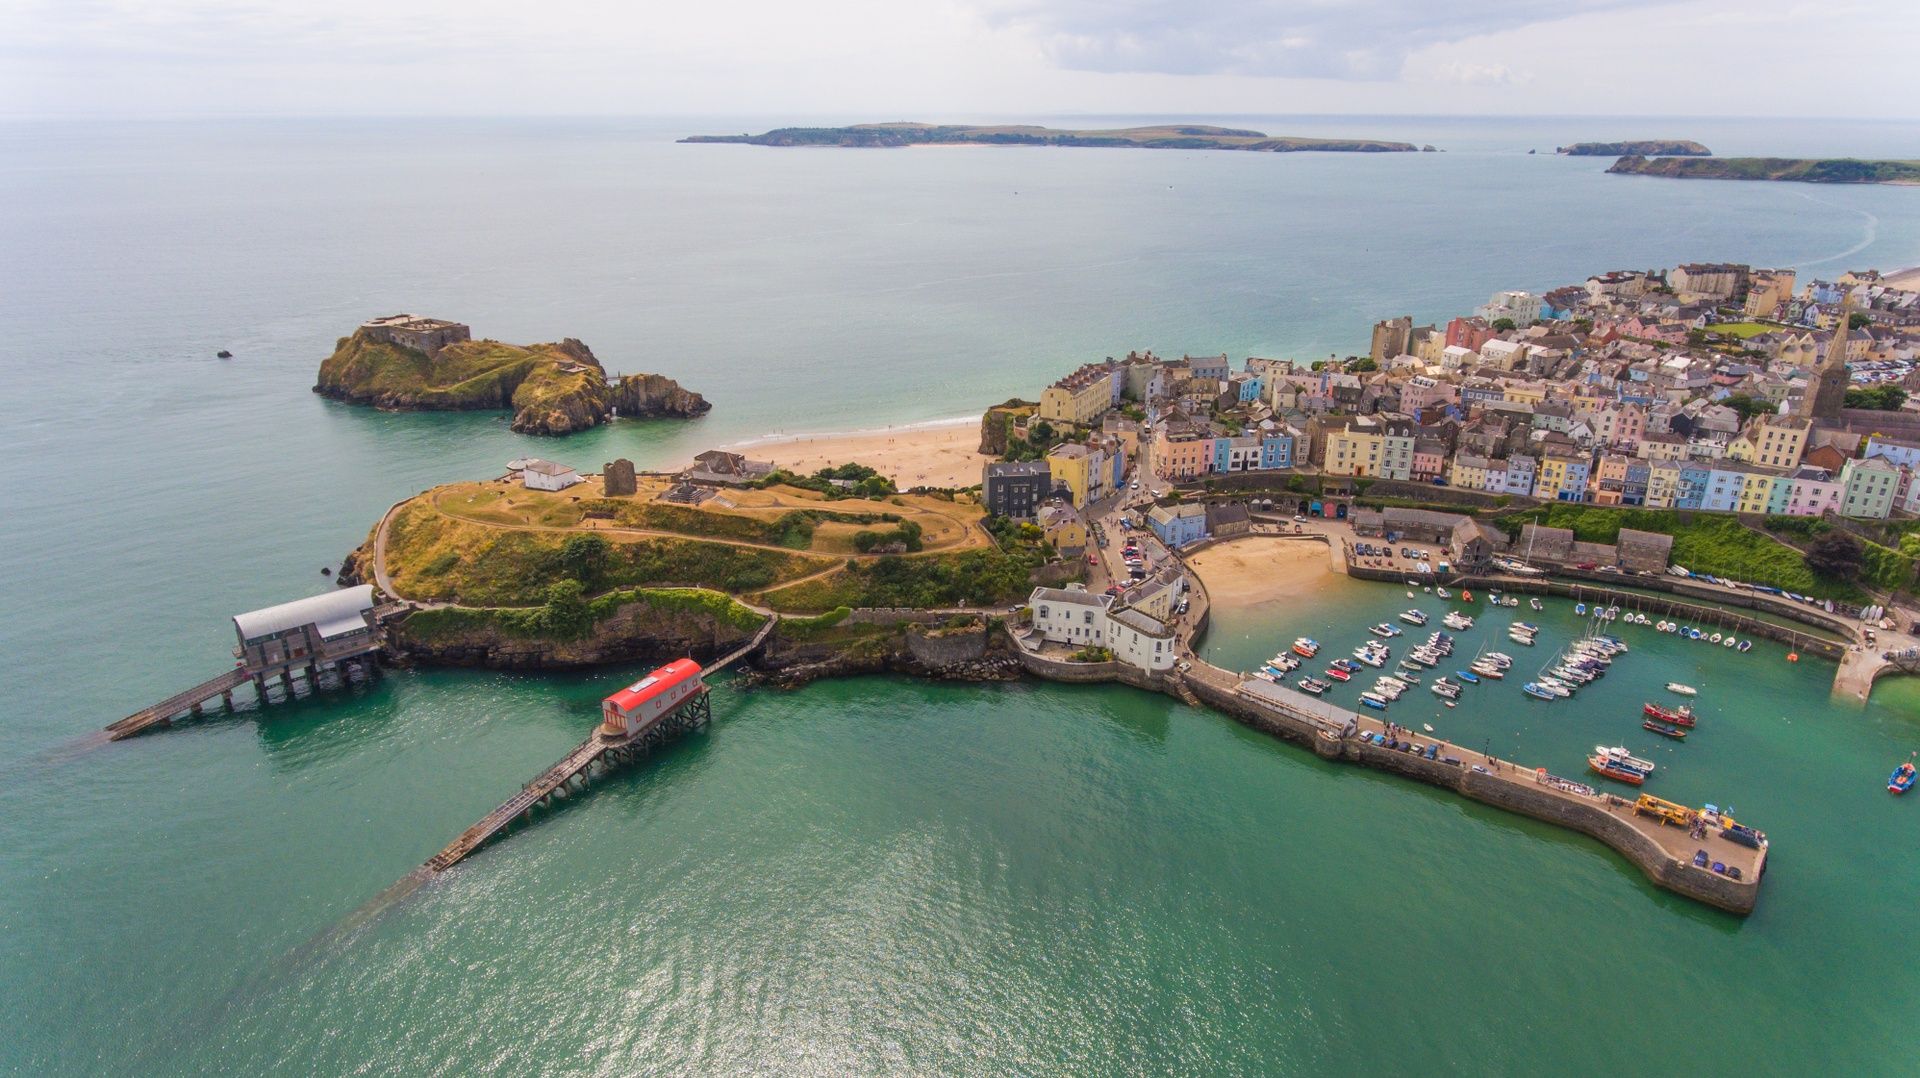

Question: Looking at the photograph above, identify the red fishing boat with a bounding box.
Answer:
[1643,702,1695,727]
[1588,753,1648,786]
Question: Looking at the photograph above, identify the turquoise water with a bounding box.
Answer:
[4,116,1920,1074]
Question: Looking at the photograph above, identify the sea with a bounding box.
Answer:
[3,114,1920,1075]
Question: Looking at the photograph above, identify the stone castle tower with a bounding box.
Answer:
[1803,300,1853,422]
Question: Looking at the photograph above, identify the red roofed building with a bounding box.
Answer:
[601,658,707,738]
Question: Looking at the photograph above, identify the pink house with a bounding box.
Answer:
[1783,469,1843,517]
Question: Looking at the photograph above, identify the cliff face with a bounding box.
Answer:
[1558,140,1710,156]
[390,596,755,670]
[977,399,1035,456]
[748,621,1021,689]
[315,328,710,436]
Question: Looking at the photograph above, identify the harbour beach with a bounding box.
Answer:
[1185,537,1342,613]
[721,419,993,489]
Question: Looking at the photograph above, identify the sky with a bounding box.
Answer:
[0,0,1914,119]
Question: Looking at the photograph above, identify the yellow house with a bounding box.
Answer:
[1644,460,1681,508]
[1045,443,1094,508]
[1449,455,1489,490]
[1039,504,1088,554]
[1502,382,1548,406]
[1737,472,1778,514]
[1726,432,1758,463]
[1751,414,1810,471]
[1038,364,1117,427]
[1324,425,1384,478]
[1534,456,1570,499]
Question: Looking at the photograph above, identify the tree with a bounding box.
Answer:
[1347,357,1378,373]
[1491,318,1517,332]
[559,534,610,588]
[1721,394,1773,423]
[1849,311,1871,330]
[1029,420,1056,445]
[1845,385,1908,411]
[1805,531,1864,582]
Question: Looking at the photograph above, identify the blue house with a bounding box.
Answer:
[1260,432,1296,470]
[1676,463,1711,509]
[1147,503,1208,547]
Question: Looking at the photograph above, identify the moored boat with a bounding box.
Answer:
[1595,745,1656,774]
[1325,665,1352,682]
[1891,762,1916,794]
[1529,597,1543,610]
[1359,692,1389,710]
[1297,677,1330,695]
[1293,637,1320,658]
[1736,639,1753,653]
[1431,679,1461,699]
[1666,682,1698,697]
[1643,702,1695,727]
[1643,720,1688,740]
[1399,609,1429,626]
[1456,669,1481,684]
[1522,682,1556,700]
[1369,622,1403,638]
[1588,754,1647,786]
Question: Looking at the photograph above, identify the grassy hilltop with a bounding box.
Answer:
[314,330,709,435]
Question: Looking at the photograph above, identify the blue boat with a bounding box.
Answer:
[1574,602,1587,615]
[1455,669,1481,684]
[1522,682,1556,700]
[1891,762,1916,795]
[1359,693,1389,710]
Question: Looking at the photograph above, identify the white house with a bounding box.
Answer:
[1027,583,1178,673]
[520,459,583,491]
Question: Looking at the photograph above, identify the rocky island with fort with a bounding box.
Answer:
[1557,140,1711,156]
[681,123,1430,153]
[313,315,711,435]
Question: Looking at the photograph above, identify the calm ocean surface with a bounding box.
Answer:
[3,115,1919,1075]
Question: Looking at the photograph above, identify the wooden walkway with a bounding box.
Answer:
[105,668,250,741]
[705,616,777,676]
[425,735,612,872]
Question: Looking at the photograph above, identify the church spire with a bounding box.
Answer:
[1804,297,1853,421]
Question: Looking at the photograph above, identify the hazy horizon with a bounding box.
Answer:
[3,0,1915,121]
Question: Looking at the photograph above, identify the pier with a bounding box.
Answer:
[423,625,775,872]
[106,586,396,741]
[1174,659,1767,914]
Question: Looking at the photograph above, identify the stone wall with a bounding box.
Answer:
[906,622,989,667]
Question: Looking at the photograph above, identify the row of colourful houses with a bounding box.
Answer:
[1446,449,1904,517]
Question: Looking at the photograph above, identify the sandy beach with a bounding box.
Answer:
[720,422,993,489]
[1186,538,1341,612]
[1881,266,1920,291]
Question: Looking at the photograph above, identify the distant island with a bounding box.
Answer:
[1558,140,1710,157]
[314,316,709,436]
[1607,155,1920,185]
[681,123,1426,153]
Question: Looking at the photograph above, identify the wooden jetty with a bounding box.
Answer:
[423,621,776,872]
[106,586,395,741]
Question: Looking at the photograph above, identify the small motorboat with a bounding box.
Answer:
[1891,762,1916,795]
[1369,622,1403,638]
[1359,692,1390,711]
[1455,669,1481,684]
[1297,677,1331,695]
[1253,669,1279,683]
[1399,609,1429,626]
[1666,682,1698,697]
[1268,655,1301,673]
[1589,754,1647,786]
[1442,612,1474,631]
[1393,666,1423,683]
[1507,631,1536,646]
[1522,682,1556,701]
[1435,587,1451,599]
[1462,589,1474,603]
[1595,745,1656,774]
[1529,598,1543,611]
[1325,666,1352,682]
[1643,720,1688,740]
[1710,633,1723,644]
[1575,602,1587,615]
[1736,640,1753,653]
[1431,680,1461,699]
[1469,660,1505,680]
[1722,636,1737,649]
[1533,679,1571,698]
[1293,637,1320,658]
[1513,622,1539,634]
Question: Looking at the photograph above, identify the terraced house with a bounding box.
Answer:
[1038,362,1122,427]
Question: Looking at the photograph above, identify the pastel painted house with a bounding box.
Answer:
[1147,503,1209,548]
